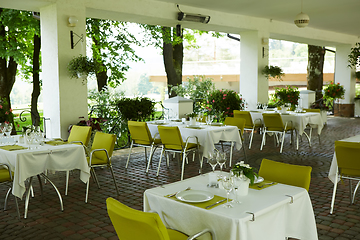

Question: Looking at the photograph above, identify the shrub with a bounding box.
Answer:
[116,97,156,121]
[323,82,345,100]
[274,86,300,108]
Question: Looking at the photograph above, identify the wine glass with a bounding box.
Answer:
[217,152,227,172]
[207,152,218,187]
[207,153,218,173]
[222,175,234,208]
[0,123,5,138]
[205,115,212,125]
[263,103,268,111]
[231,173,241,204]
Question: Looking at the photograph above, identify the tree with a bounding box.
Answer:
[86,19,144,92]
[0,9,39,130]
[307,45,325,101]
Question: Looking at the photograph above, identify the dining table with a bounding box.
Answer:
[144,172,318,240]
[147,120,242,159]
[249,110,324,149]
[0,136,90,218]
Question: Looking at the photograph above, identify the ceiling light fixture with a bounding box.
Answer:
[177,5,210,24]
[294,0,309,28]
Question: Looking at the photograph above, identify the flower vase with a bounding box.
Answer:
[236,176,250,197]
[189,117,196,125]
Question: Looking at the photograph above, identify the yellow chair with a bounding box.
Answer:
[223,117,247,164]
[303,108,321,145]
[1,163,20,219]
[233,110,262,149]
[330,141,360,214]
[261,113,295,153]
[85,132,120,203]
[126,121,162,172]
[258,159,312,191]
[65,125,92,195]
[106,197,213,240]
[157,126,200,181]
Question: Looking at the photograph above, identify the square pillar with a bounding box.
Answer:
[239,31,269,110]
[40,0,88,138]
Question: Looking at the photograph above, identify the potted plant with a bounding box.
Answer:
[67,55,95,84]
[231,161,258,197]
[261,65,285,80]
[348,42,360,69]
[274,86,300,110]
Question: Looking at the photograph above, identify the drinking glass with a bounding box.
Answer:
[207,152,218,172]
[222,175,234,208]
[217,152,227,172]
[4,123,12,137]
[205,115,213,125]
[230,173,241,204]
[263,103,268,111]
[0,123,5,137]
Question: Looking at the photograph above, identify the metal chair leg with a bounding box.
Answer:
[109,165,120,196]
[156,147,165,176]
[125,141,134,169]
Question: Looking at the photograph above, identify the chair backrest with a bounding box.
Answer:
[91,132,116,162]
[128,121,153,145]
[258,159,312,191]
[335,141,360,177]
[224,117,246,136]
[157,126,183,150]
[0,164,11,183]
[106,197,170,240]
[304,108,321,113]
[68,125,92,146]
[262,113,284,132]
[233,110,254,129]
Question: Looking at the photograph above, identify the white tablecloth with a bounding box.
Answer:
[328,135,360,183]
[0,143,90,199]
[144,173,318,240]
[249,111,324,135]
[147,122,242,158]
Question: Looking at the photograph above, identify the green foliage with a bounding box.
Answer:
[274,86,300,107]
[86,19,144,88]
[0,98,13,123]
[261,65,285,80]
[232,161,258,185]
[323,82,345,100]
[116,97,156,122]
[206,89,245,121]
[348,42,360,69]
[170,75,215,112]
[356,71,360,80]
[67,55,95,79]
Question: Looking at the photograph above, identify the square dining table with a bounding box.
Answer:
[147,121,242,159]
[0,139,90,217]
[144,172,318,240]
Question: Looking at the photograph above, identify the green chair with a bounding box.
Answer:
[258,159,312,191]
[85,132,120,203]
[233,110,262,149]
[261,113,295,153]
[157,126,200,181]
[65,125,92,195]
[330,141,360,214]
[303,108,321,145]
[126,121,162,172]
[0,163,20,219]
[106,197,213,240]
[223,117,247,164]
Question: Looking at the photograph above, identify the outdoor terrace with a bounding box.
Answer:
[1,116,360,240]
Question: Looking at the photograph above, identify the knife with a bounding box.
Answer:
[205,199,227,209]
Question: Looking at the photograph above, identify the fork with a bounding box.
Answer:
[257,182,275,188]
[167,187,191,197]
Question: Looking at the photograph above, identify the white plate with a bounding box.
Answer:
[176,190,214,203]
[254,176,264,184]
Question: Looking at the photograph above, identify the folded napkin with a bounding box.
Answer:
[45,140,68,146]
[186,126,202,129]
[250,180,278,190]
[0,145,28,151]
[166,194,228,210]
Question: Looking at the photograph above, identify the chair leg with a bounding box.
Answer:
[352,181,360,204]
[349,179,353,204]
[280,131,286,153]
[241,138,247,161]
[181,151,187,181]
[260,130,266,150]
[109,165,120,196]
[229,142,234,167]
[65,170,69,196]
[146,144,155,173]
[249,129,254,149]
[156,147,165,176]
[125,141,134,169]
[4,188,11,211]
[330,172,339,214]
[85,180,90,203]
[90,168,100,189]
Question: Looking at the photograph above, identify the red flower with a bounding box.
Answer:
[227,107,230,110]
[0,105,2,109]
[223,97,226,100]
[223,94,227,97]
[5,111,8,115]
[9,108,12,112]
[212,100,215,103]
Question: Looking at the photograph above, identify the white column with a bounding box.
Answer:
[335,44,356,103]
[40,0,88,139]
[239,31,269,110]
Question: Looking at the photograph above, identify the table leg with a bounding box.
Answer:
[40,173,64,212]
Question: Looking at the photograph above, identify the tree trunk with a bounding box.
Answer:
[162,26,183,98]
[91,28,108,92]
[307,45,325,101]
[31,34,41,127]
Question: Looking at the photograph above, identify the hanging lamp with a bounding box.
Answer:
[294,0,310,28]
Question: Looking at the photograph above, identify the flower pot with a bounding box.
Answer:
[189,117,196,125]
[236,176,250,196]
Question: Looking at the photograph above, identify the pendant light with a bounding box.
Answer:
[294,0,310,28]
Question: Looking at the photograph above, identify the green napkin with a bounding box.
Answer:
[250,180,278,190]
[0,145,28,151]
[165,194,228,210]
[186,126,202,129]
[45,140,68,146]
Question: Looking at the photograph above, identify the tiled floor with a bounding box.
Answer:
[1,116,360,239]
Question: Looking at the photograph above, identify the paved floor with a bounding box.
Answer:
[1,116,360,239]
